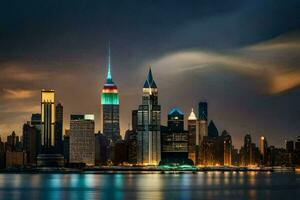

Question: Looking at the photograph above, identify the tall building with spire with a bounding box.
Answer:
[101,45,120,142]
[188,108,198,164]
[137,68,161,165]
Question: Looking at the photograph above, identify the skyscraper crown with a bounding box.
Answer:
[188,108,197,120]
[168,108,184,116]
[143,67,157,88]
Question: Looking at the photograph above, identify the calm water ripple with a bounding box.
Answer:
[0,172,299,200]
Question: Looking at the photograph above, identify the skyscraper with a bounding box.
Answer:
[23,122,39,165]
[38,90,64,167]
[208,120,218,138]
[124,129,137,164]
[41,89,55,152]
[198,102,208,142]
[137,68,161,165]
[101,46,120,142]
[30,114,41,154]
[95,132,110,165]
[132,110,138,132]
[6,131,19,151]
[241,134,252,166]
[222,131,232,166]
[55,103,63,154]
[198,102,208,120]
[69,114,95,166]
[31,113,41,131]
[286,140,294,153]
[260,136,268,164]
[188,108,198,164]
[161,108,189,164]
[167,108,184,132]
[63,130,70,164]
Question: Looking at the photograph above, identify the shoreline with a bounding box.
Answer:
[0,166,296,174]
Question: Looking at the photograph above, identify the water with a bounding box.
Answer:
[0,172,299,200]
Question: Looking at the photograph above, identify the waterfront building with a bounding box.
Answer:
[197,102,208,164]
[95,132,110,165]
[201,128,231,166]
[198,102,208,142]
[101,46,120,143]
[286,140,294,153]
[241,134,252,166]
[23,123,39,165]
[37,90,64,167]
[0,138,5,169]
[260,136,268,165]
[69,114,95,166]
[167,108,184,132]
[295,136,300,152]
[231,147,239,166]
[63,131,70,164]
[161,108,189,164]
[201,136,218,165]
[113,140,127,165]
[30,114,41,153]
[268,146,286,166]
[41,89,55,152]
[55,103,63,154]
[222,131,232,166]
[187,108,198,164]
[6,131,22,152]
[5,151,26,168]
[208,120,218,138]
[124,129,137,164]
[137,68,161,165]
[132,110,138,132]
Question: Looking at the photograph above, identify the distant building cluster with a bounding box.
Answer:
[1,48,300,169]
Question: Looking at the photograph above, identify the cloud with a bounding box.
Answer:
[0,103,40,114]
[150,32,300,94]
[0,63,48,82]
[268,70,300,94]
[2,88,37,99]
[246,31,300,51]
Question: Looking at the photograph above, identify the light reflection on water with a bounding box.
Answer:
[0,172,299,200]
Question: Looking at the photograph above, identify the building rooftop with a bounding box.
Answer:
[188,108,197,120]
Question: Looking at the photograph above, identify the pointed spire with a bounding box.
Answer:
[188,108,197,120]
[106,41,113,83]
[143,67,157,88]
[147,67,153,83]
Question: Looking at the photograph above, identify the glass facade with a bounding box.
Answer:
[137,69,161,165]
[69,115,95,166]
[41,90,55,150]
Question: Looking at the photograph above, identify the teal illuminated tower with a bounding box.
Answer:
[101,45,120,142]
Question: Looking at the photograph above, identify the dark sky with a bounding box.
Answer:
[1,0,300,148]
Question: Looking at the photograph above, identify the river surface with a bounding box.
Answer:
[0,172,299,200]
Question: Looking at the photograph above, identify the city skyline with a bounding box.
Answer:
[0,60,299,148]
[1,1,300,148]
[1,2,300,200]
